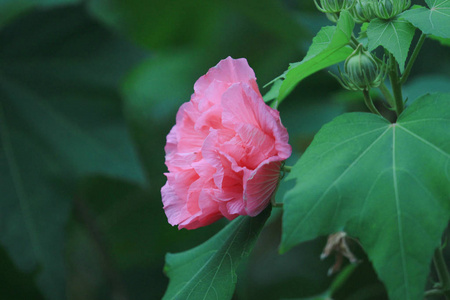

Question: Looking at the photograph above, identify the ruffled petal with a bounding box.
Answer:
[244,159,282,216]
[164,125,178,155]
[235,123,276,169]
[179,189,223,230]
[193,57,256,97]
[222,83,292,161]
[221,83,261,129]
[161,181,190,226]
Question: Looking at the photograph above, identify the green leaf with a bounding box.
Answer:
[401,0,450,39]
[163,208,271,300]
[263,78,282,103]
[0,6,145,299]
[367,18,415,72]
[271,10,354,104]
[429,35,450,46]
[281,93,450,300]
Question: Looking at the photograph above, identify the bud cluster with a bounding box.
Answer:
[316,0,411,22]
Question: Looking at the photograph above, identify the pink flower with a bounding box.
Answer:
[161,57,291,229]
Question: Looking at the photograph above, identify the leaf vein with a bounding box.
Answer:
[286,127,391,243]
[392,125,410,299]
[397,124,450,158]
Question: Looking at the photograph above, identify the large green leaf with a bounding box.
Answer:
[163,208,271,300]
[401,0,450,39]
[0,6,145,299]
[367,18,415,72]
[281,93,450,300]
[270,10,354,104]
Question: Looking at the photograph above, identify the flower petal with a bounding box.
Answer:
[194,57,257,97]
[244,159,282,216]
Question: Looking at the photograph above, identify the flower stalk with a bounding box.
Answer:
[363,89,382,116]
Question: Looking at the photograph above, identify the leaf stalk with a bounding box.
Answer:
[282,165,292,173]
[378,82,395,108]
[388,52,404,116]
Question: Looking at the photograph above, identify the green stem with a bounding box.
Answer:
[433,247,450,299]
[400,33,426,85]
[350,35,360,49]
[425,289,444,298]
[388,52,404,116]
[378,82,395,108]
[282,165,292,173]
[362,89,382,116]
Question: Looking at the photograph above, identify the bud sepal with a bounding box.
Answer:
[372,0,410,20]
[314,0,357,21]
[349,0,375,23]
[331,44,387,91]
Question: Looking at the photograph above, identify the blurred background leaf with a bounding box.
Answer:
[0,4,145,299]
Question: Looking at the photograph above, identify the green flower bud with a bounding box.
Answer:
[314,0,357,14]
[332,44,386,91]
[372,0,410,19]
[349,0,375,23]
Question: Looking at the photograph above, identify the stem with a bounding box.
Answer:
[362,89,382,116]
[400,33,426,85]
[282,165,292,173]
[433,247,450,299]
[378,82,395,108]
[350,35,360,49]
[388,52,404,116]
[425,289,444,298]
[74,197,130,300]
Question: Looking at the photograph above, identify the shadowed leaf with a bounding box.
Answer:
[163,208,271,300]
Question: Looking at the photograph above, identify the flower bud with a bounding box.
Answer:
[332,44,386,91]
[372,0,410,19]
[349,0,375,23]
[314,0,357,20]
